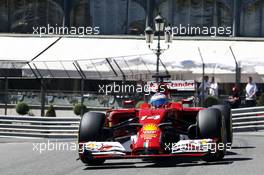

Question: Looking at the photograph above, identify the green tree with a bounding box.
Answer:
[16,102,30,115]
[45,105,56,117]
[74,103,87,116]
[257,93,264,106]
[204,96,219,107]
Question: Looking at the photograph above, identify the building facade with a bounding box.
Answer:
[0,0,263,36]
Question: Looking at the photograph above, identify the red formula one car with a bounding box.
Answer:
[78,101,232,165]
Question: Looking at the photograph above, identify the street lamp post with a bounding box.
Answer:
[145,13,173,82]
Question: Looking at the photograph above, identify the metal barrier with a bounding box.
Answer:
[0,106,263,139]
[232,106,264,132]
[0,115,80,139]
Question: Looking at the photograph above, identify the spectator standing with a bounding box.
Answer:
[198,75,210,100]
[245,76,258,107]
[228,84,241,108]
[209,76,218,97]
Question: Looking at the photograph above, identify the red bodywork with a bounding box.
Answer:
[94,101,205,159]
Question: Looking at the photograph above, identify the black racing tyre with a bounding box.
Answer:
[78,112,106,165]
[212,105,233,144]
[197,108,227,161]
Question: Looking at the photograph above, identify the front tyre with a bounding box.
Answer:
[212,105,233,144]
[78,112,106,165]
[197,108,227,161]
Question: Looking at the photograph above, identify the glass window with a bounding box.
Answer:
[0,0,9,32]
[1,0,64,33]
[1,0,264,36]
[159,0,233,36]
[70,0,146,35]
[239,0,264,37]
[88,0,129,35]
[127,0,147,35]
[70,0,91,27]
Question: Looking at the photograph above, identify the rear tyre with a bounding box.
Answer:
[212,105,233,144]
[78,112,106,165]
[197,108,227,162]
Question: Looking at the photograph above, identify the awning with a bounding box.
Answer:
[0,36,264,75]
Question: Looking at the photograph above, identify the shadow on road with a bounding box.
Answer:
[226,151,238,155]
[232,146,256,149]
[173,157,252,168]
[83,156,252,170]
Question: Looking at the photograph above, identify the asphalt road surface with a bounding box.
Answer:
[0,133,263,175]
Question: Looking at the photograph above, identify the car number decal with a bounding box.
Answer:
[141,115,160,120]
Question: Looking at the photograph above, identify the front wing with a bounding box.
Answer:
[79,139,216,160]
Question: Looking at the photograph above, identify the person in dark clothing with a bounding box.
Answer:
[228,85,241,109]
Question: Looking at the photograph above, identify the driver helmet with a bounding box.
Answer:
[150,92,168,108]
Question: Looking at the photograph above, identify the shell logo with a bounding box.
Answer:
[143,124,158,131]
[86,143,96,149]
[201,139,207,145]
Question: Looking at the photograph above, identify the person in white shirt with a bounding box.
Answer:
[245,76,258,107]
[209,76,218,97]
[199,75,210,99]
